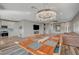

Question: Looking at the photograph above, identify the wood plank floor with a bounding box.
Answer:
[61,45,79,55]
[0,44,29,55]
[0,36,79,55]
[0,37,30,55]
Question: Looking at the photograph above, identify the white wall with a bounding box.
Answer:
[13,21,23,37]
[0,19,74,37]
[72,13,79,33]
[0,20,44,38]
[61,22,71,33]
[44,22,72,34]
[23,21,43,37]
[14,21,44,38]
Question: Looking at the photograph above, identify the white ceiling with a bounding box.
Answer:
[0,3,79,23]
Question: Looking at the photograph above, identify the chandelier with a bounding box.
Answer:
[36,9,56,21]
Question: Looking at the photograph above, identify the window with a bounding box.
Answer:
[56,25,61,32]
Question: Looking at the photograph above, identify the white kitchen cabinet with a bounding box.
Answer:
[1,21,15,28]
[0,21,16,37]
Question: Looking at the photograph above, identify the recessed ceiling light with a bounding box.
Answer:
[60,13,63,15]
[24,12,31,15]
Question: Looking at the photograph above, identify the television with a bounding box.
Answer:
[33,25,39,30]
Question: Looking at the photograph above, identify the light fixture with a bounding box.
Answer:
[36,9,56,22]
